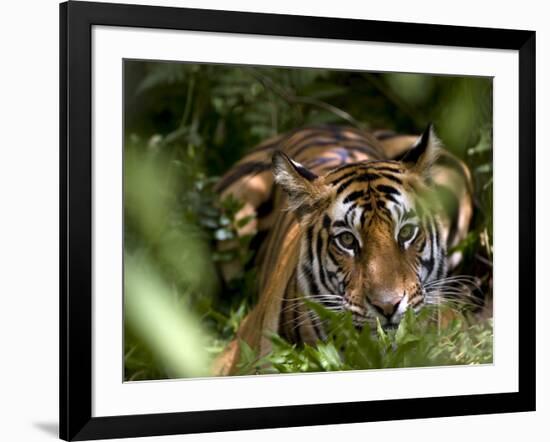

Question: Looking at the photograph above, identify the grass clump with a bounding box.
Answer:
[236,303,493,376]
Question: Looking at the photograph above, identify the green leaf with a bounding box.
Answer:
[376,317,390,349]
[236,215,254,229]
[395,309,420,346]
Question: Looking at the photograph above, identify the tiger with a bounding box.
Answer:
[212,124,474,376]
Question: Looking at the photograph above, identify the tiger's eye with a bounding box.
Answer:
[398,224,417,243]
[337,232,357,249]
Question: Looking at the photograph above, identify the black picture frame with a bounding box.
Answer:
[60,1,536,440]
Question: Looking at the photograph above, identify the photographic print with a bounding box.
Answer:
[60,3,535,439]
[123,61,494,380]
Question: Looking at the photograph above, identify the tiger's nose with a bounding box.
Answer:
[370,297,401,319]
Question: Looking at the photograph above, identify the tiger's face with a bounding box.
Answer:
[273,127,446,330]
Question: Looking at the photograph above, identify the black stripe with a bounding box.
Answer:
[333,220,348,228]
[360,173,383,181]
[310,315,323,341]
[343,190,364,204]
[306,227,314,263]
[278,297,292,342]
[376,184,400,195]
[394,204,403,221]
[384,193,399,204]
[420,256,434,277]
[345,203,357,226]
[216,161,271,190]
[336,178,357,195]
[336,173,378,194]
[417,235,426,252]
[378,173,403,185]
[330,168,361,182]
[327,247,339,267]
[322,214,332,230]
[316,231,331,292]
[302,264,320,296]
[247,229,268,267]
[293,296,302,342]
[369,165,403,173]
[360,208,370,228]
[256,197,273,218]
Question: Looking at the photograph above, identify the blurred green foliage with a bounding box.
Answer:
[124,61,493,380]
[237,305,493,376]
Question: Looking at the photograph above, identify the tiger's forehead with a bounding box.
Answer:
[324,160,405,186]
[325,160,415,229]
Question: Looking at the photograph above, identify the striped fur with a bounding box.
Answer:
[213,124,473,375]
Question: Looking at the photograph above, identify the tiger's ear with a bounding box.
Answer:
[272,151,329,218]
[400,124,440,178]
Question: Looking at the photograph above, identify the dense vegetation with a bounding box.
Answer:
[124,61,493,380]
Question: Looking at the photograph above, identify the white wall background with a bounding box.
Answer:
[0,0,546,441]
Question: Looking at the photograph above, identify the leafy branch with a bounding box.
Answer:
[248,68,366,130]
